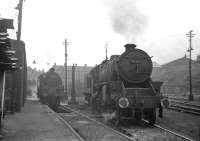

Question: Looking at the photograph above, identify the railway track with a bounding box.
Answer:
[47,106,85,141]
[58,105,135,141]
[168,99,200,116]
[142,120,195,141]
[57,105,195,141]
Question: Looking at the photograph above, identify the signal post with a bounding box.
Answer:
[69,64,77,105]
[186,30,195,101]
[64,38,69,101]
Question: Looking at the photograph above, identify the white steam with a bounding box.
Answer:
[102,112,116,122]
[103,0,148,42]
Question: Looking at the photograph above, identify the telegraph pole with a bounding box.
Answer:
[186,30,195,101]
[16,0,24,41]
[64,38,69,101]
[70,64,77,105]
[105,43,108,60]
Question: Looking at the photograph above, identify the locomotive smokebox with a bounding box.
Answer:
[98,43,152,84]
[124,43,136,52]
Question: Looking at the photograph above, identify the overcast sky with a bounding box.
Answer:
[1,0,200,70]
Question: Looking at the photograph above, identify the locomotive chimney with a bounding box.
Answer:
[124,43,136,52]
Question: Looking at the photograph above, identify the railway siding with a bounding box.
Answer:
[58,106,133,141]
[58,105,197,141]
[167,99,200,116]
[157,109,200,141]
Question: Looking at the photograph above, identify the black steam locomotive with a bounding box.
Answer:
[87,44,163,125]
[37,68,64,110]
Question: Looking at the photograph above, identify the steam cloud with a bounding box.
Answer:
[102,112,116,122]
[103,0,148,42]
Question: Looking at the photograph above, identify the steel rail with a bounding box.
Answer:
[47,106,85,141]
[142,119,195,141]
[154,124,195,141]
[60,105,136,141]
[169,106,200,116]
[61,105,196,141]
[170,100,200,109]
[169,101,200,116]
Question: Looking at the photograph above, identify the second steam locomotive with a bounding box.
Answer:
[37,68,64,110]
[87,44,163,125]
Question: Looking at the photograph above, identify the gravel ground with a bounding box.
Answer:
[64,105,193,141]
[157,109,200,141]
[73,98,200,140]
[126,126,182,141]
[86,105,200,140]
[59,111,132,141]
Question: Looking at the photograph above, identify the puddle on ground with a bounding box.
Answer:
[75,120,91,124]
[59,113,77,117]
[101,134,123,141]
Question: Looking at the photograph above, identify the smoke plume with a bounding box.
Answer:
[103,0,148,42]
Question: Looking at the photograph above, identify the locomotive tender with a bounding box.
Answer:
[87,44,163,125]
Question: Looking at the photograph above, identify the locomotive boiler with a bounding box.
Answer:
[99,44,152,83]
[87,44,163,125]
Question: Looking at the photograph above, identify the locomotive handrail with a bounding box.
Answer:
[149,81,157,94]
[126,87,152,90]
[124,57,152,61]
[121,82,126,96]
